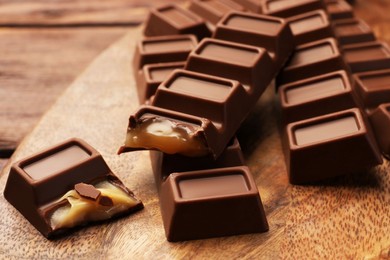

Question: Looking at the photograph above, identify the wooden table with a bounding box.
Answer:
[1,0,390,258]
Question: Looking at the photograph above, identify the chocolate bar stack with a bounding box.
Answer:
[119,0,390,241]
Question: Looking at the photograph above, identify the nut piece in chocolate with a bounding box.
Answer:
[4,138,143,238]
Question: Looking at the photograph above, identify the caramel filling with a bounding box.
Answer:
[124,117,209,157]
[50,181,139,230]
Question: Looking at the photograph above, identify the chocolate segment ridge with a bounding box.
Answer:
[4,138,143,239]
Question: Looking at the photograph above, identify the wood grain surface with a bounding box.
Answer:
[1,0,390,259]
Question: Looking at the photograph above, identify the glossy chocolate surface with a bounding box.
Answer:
[143,4,211,40]
[333,18,375,45]
[213,11,294,67]
[343,41,390,73]
[262,0,325,18]
[279,70,357,123]
[369,103,390,159]
[133,35,197,70]
[4,138,143,238]
[287,10,334,45]
[283,108,382,184]
[277,38,347,85]
[354,69,390,108]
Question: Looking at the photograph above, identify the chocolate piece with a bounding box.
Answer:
[75,183,101,200]
[283,108,382,184]
[185,38,275,94]
[188,0,245,25]
[333,18,375,45]
[277,37,347,85]
[159,166,268,241]
[278,70,357,123]
[136,62,186,103]
[231,0,262,13]
[286,10,334,45]
[133,35,197,70]
[213,11,295,68]
[369,103,390,159]
[343,41,390,73]
[4,138,143,238]
[262,0,325,18]
[143,4,211,40]
[354,69,390,109]
[325,0,354,20]
[120,69,257,158]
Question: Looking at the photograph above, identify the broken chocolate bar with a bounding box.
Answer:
[369,103,390,159]
[151,138,268,241]
[143,4,211,40]
[4,138,143,238]
[282,108,382,184]
[278,70,357,123]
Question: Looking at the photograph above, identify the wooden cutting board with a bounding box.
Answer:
[1,26,390,259]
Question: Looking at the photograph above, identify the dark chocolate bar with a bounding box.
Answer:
[213,11,295,68]
[282,108,382,184]
[189,0,245,25]
[136,61,186,103]
[325,0,354,21]
[286,10,334,45]
[278,70,357,123]
[343,41,390,73]
[151,138,268,241]
[143,4,211,40]
[353,69,390,109]
[133,35,197,70]
[277,37,348,85]
[4,138,143,238]
[333,18,375,45]
[262,0,325,18]
[369,103,390,159]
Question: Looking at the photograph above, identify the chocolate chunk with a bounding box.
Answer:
[325,0,354,20]
[369,103,390,159]
[99,196,114,207]
[189,0,245,25]
[143,4,211,40]
[4,138,143,238]
[333,18,375,45]
[231,0,262,13]
[262,0,325,18]
[74,183,101,201]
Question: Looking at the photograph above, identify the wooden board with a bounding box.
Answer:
[0,27,128,155]
[1,1,390,257]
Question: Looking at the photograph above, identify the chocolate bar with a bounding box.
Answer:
[353,69,390,109]
[333,18,375,45]
[143,4,211,40]
[369,103,390,159]
[151,138,268,241]
[277,37,347,85]
[283,108,382,184]
[325,0,354,21]
[133,35,197,70]
[120,39,277,158]
[4,138,143,238]
[278,70,357,123]
[262,0,325,18]
[213,11,295,68]
[188,0,245,25]
[136,61,186,103]
[286,10,334,45]
[343,41,390,73]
